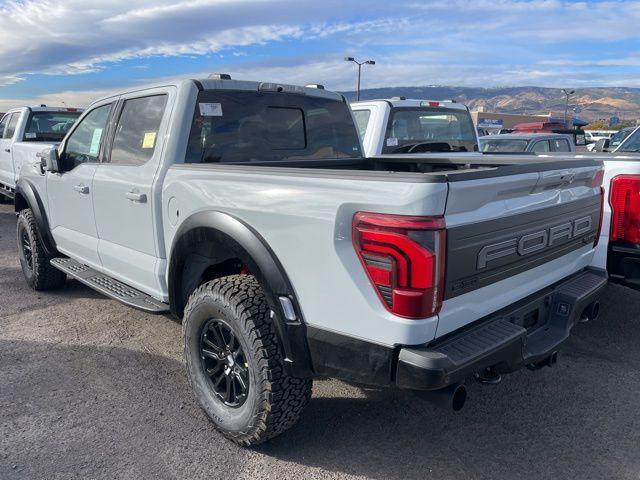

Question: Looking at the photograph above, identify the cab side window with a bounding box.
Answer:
[531,140,550,153]
[4,113,20,139]
[352,109,372,139]
[550,139,570,152]
[109,95,167,166]
[0,114,10,138]
[63,104,112,171]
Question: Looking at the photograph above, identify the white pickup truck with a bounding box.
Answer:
[0,106,82,201]
[350,97,481,157]
[15,77,606,445]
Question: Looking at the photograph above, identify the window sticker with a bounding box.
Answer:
[25,132,36,139]
[386,137,398,147]
[142,131,157,149]
[90,128,103,155]
[199,102,223,117]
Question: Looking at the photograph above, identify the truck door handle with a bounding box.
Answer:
[74,184,89,195]
[125,190,147,203]
[3,148,9,153]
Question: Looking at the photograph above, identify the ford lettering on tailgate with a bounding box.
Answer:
[444,196,601,299]
[477,216,593,270]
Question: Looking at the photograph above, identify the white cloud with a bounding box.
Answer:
[1,0,640,101]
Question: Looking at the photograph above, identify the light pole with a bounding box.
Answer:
[562,89,575,127]
[344,57,375,101]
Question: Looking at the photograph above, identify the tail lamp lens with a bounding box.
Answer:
[609,175,640,245]
[352,212,446,319]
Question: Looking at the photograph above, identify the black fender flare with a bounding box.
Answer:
[14,178,57,257]
[168,210,313,377]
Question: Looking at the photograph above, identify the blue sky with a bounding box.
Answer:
[1,0,639,110]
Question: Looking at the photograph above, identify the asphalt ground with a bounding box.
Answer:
[1,202,640,480]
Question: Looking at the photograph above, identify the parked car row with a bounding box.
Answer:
[1,76,636,447]
[0,106,83,200]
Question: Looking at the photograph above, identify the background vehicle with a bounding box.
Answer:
[510,121,587,150]
[610,126,640,153]
[591,127,637,152]
[480,133,575,153]
[590,154,640,289]
[350,97,481,156]
[585,130,615,144]
[0,106,82,201]
[15,77,606,446]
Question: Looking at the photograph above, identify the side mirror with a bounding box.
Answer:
[593,138,610,152]
[37,147,60,173]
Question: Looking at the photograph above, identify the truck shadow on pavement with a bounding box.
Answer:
[261,284,640,480]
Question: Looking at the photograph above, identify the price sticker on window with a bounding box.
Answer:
[199,102,223,117]
[142,131,157,149]
[90,128,103,155]
[386,137,398,147]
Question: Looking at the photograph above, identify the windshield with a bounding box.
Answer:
[23,111,81,141]
[481,139,529,153]
[185,90,362,164]
[617,128,640,152]
[382,107,477,153]
[610,129,634,149]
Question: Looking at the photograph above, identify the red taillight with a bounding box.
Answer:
[352,212,446,319]
[428,101,440,107]
[66,108,78,112]
[610,175,640,245]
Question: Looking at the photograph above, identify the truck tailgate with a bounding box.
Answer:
[437,163,603,337]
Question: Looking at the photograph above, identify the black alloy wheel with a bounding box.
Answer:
[200,318,250,408]
[21,229,34,271]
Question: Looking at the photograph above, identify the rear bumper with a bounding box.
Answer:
[306,268,607,390]
[396,267,607,390]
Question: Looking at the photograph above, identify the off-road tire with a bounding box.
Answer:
[16,209,66,290]
[183,274,312,446]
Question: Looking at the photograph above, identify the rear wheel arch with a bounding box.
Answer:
[168,210,313,377]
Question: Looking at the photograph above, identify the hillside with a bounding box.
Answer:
[342,86,640,122]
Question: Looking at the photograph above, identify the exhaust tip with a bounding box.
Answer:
[451,384,467,412]
[581,301,601,322]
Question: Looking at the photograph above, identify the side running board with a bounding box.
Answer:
[50,257,170,314]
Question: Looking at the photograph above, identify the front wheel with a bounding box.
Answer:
[16,209,66,290]
[183,275,312,446]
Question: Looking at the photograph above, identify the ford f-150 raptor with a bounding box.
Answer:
[14,75,606,446]
[0,106,82,201]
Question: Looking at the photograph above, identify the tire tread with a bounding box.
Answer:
[183,274,311,446]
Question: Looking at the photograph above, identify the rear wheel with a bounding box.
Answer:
[16,209,66,290]
[183,274,312,446]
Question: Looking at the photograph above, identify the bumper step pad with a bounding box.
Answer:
[50,257,169,314]
[396,268,607,390]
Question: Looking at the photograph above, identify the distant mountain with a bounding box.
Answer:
[342,86,640,123]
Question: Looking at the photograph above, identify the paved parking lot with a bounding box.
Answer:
[2,202,640,480]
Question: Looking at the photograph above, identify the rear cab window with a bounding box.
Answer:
[185,90,362,164]
[383,107,477,153]
[23,111,81,142]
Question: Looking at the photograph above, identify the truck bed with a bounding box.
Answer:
[192,154,603,184]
